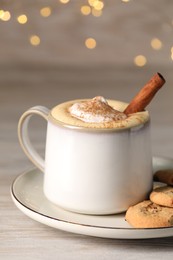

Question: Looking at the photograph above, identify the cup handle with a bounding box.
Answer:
[18,106,50,172]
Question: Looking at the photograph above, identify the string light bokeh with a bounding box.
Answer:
[17,14,28,24]
[30,35,41,46]
[0,0,172,67]
[85,38,97,49]
[40,7,52,18]
[0,10,11,21]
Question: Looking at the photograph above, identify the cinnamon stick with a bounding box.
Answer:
[124,73,165,115]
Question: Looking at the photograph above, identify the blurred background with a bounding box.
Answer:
[1,0,173,174]
[1,0,173,66]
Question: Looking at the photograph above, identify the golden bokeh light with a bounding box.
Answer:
[85,38,97,49]
[88,0,97,7]
[81,5,91,16]
[59,0,70,4]
[93,1,104,10]
[134,55,147,67]
[92,8,102,17]
[0,10,11,21]
[88,0,104,16]
[30,35,41,46]
[40,7,51,17]
[121,0,130,2]
[151,38,162,50]
[0,10,4,18]
[17,14,28,24]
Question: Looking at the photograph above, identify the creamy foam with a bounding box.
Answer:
[69,96,127,123]
[50,98,149,129]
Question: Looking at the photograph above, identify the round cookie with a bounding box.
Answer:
[125,200,173,228]
[150,186,173,208]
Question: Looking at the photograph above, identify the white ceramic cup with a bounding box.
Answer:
[18,102,153,215]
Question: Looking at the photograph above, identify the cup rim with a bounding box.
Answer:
[48,99,150,132]
[48,113,150,132]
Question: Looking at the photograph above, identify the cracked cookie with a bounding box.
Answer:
[125,200,173,228]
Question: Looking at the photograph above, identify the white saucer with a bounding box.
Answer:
[11,156,173,239]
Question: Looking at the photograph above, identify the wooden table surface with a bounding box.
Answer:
[1,65,173,260]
